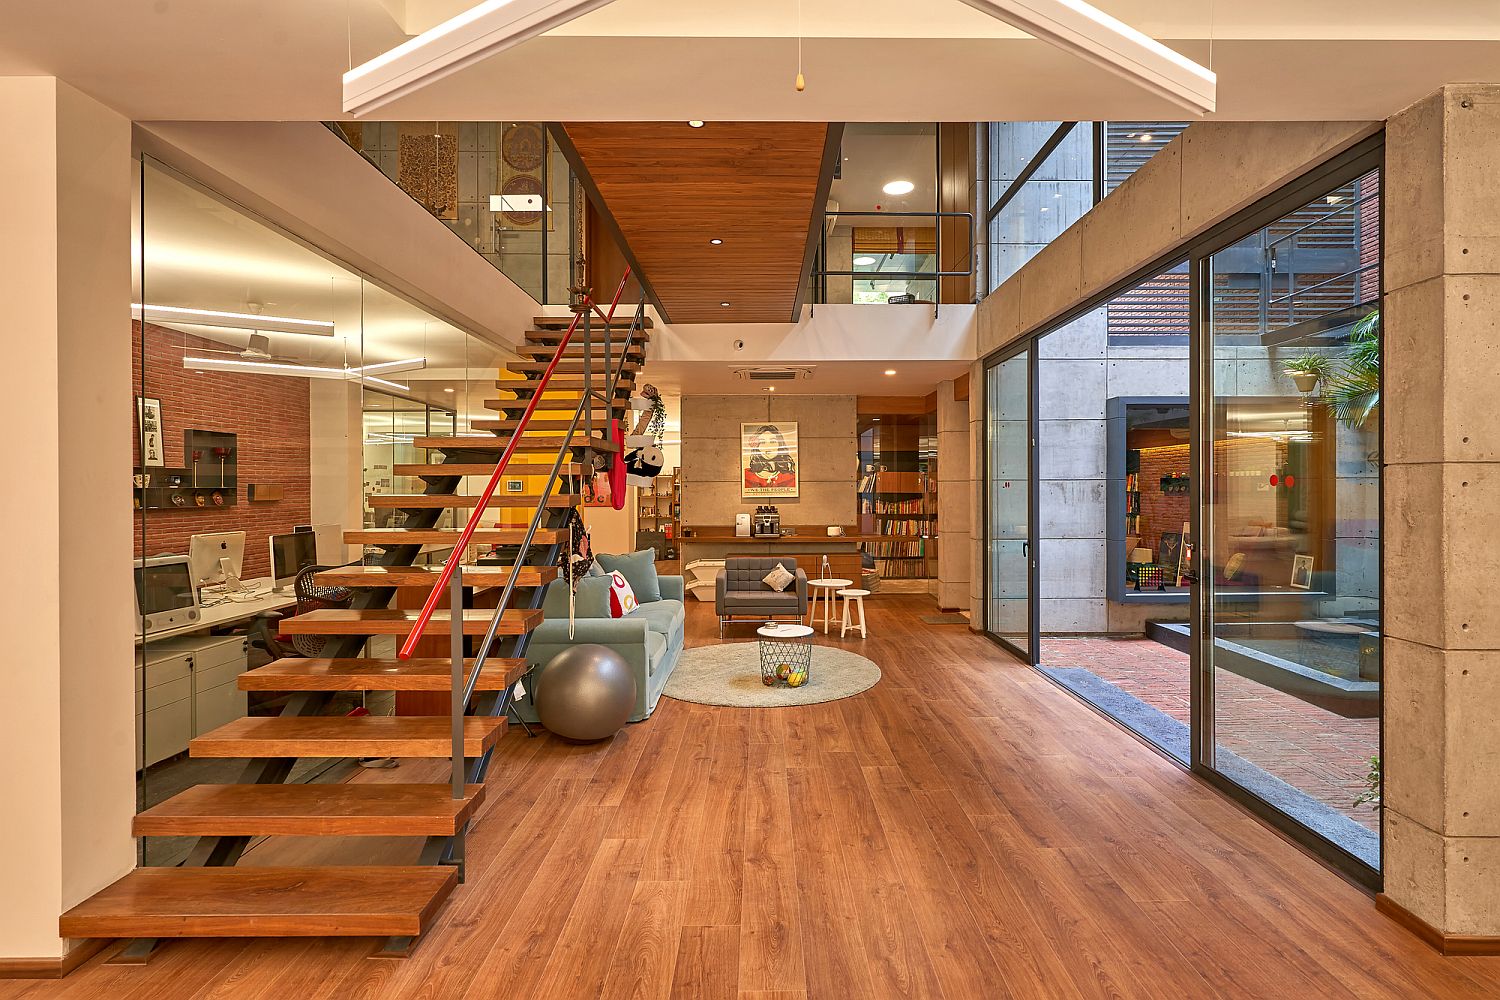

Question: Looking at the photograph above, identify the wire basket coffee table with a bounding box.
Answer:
[756,623,814,688]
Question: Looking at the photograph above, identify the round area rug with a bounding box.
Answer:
[663,642,881,708]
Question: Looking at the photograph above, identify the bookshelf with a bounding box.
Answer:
[635,468,681,559]
[858,413,937,580]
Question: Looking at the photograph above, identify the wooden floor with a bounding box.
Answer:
[10,595,1500,998]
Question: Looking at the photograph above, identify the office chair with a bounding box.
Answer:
[248,563,356,660]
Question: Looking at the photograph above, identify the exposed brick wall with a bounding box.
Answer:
[1135,443,1191,553]
[133,322,311,579]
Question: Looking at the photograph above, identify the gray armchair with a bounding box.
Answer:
[716,557,809,636]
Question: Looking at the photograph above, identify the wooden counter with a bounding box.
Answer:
[679,527,869,580]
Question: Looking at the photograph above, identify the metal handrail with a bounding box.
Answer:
[398,267,632,661]
[446,285,645,798]
[808,210,976,283]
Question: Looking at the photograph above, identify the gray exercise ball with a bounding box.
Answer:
[534,644,637,742]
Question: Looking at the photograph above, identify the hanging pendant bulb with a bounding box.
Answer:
[795,71,806,92]
[793,0,805,92]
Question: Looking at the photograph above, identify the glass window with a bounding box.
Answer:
[1205,169,1381,869]
[985,349,1031,655]
[1104,122,1188,194]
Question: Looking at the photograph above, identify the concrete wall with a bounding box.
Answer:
[1381,83,1500,939]
[935,378,970,610]
[0,77,136,964]
[680,395,857,527]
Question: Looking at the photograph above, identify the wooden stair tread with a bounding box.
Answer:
[189,715,507,758]
[413,436,620,454]
[394,463,585,477]
[241,656,528,692]
[494,378,634,393]
[481,400,616,415]
[366,493,578,509]
[508,360,643,375]
[313,564,557,588]
[468,418,613,431]
[58,866,457,939]
[133,783,487,837]
[344,527,567,546]
[516,344,645,359]
[531,314,651,331]
[280,608,543,636]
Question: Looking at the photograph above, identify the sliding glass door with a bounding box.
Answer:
[1203,168,1383,870]
[985,347,1033,658]
[980,139,1383,884]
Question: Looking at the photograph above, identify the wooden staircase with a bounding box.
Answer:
[61,302,651,958]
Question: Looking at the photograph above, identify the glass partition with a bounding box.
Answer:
[1205,170,1382,868]
[331,121,575,304]
[134,156,491,865]
[985,348,1031,656]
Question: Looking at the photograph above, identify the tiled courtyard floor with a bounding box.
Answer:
[1040,637,1380,831]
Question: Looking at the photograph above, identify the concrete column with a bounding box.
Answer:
[969,359,985,627]
[1382,84,1500,942]
[0,78,136,964]
[936,377,970,610]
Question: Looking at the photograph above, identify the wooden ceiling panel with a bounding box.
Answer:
[562,122,833,324]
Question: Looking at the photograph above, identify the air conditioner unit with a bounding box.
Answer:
[733,366,815,382]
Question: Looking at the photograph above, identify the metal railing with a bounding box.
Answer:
[808,210,975,306]
[397,268,633,662]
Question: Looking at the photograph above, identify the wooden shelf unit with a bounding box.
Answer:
[635,467,681,559]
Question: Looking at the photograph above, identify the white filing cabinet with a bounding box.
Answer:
[135,634,248,769]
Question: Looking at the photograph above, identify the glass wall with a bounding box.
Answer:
[1205,170,1382,869]
[134,157,497,865]
[332,122,576,304]
[985,348,1031,655]
[819,123,940,304]
[982,121,1187,295]
[1030,261,1191,761]
[981,142,1383,881]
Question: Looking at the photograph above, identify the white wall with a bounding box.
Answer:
[0,77,136,962]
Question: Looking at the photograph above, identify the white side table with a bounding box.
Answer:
[837,588,870,638]
[807,578,853,634]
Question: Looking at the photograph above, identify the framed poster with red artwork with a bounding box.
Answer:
[741,422,799,500]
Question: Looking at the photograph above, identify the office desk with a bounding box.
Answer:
[135,577,295,645]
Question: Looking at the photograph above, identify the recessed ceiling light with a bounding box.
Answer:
[873,417,881,421]
[443,387,454,393]
[688,120,705,128]
[882,180,915,196]
[709,238,723,245]
[854,256,877,266]
[721,301,731,307]
[884,369,897,376]
[1139,133,1154,142]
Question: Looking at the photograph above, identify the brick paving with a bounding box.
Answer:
[1040,637,1380,832]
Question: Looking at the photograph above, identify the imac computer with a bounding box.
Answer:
[134,555,201,634]
[269,530,319,593]
[188,530,247,591]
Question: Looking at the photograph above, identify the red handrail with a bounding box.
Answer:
[397,268,633,660]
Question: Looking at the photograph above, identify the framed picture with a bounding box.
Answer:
[741,422,799,499]
[137,396,165,467]
[1157,531,1182,581]
[1290,554,1315,590]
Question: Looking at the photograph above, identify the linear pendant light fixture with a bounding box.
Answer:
[955,0,1215,114]
[134,303,336,337]
[182,355,427,392]
[342,0,1214,117]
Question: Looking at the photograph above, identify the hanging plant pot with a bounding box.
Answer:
[1289,373,1320,394]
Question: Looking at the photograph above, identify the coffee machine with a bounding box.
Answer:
[751,505,781,538]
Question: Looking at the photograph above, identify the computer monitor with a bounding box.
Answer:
[188,530,246,589]
[134,555,200,633]
[269,530,318,593]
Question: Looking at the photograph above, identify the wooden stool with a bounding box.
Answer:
[837,588,870,638]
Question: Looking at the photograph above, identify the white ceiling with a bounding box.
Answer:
[830,126,938,216]
[1,0,1495,121]
[639,359,971,397]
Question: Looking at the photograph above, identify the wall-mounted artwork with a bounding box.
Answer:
[742,422,799,499]
[137,396,165,467]
[1290,553,1315,590]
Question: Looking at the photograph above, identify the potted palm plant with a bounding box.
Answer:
[1322,310,1381,429]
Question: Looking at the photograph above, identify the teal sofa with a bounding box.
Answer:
[514,569,686,724]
